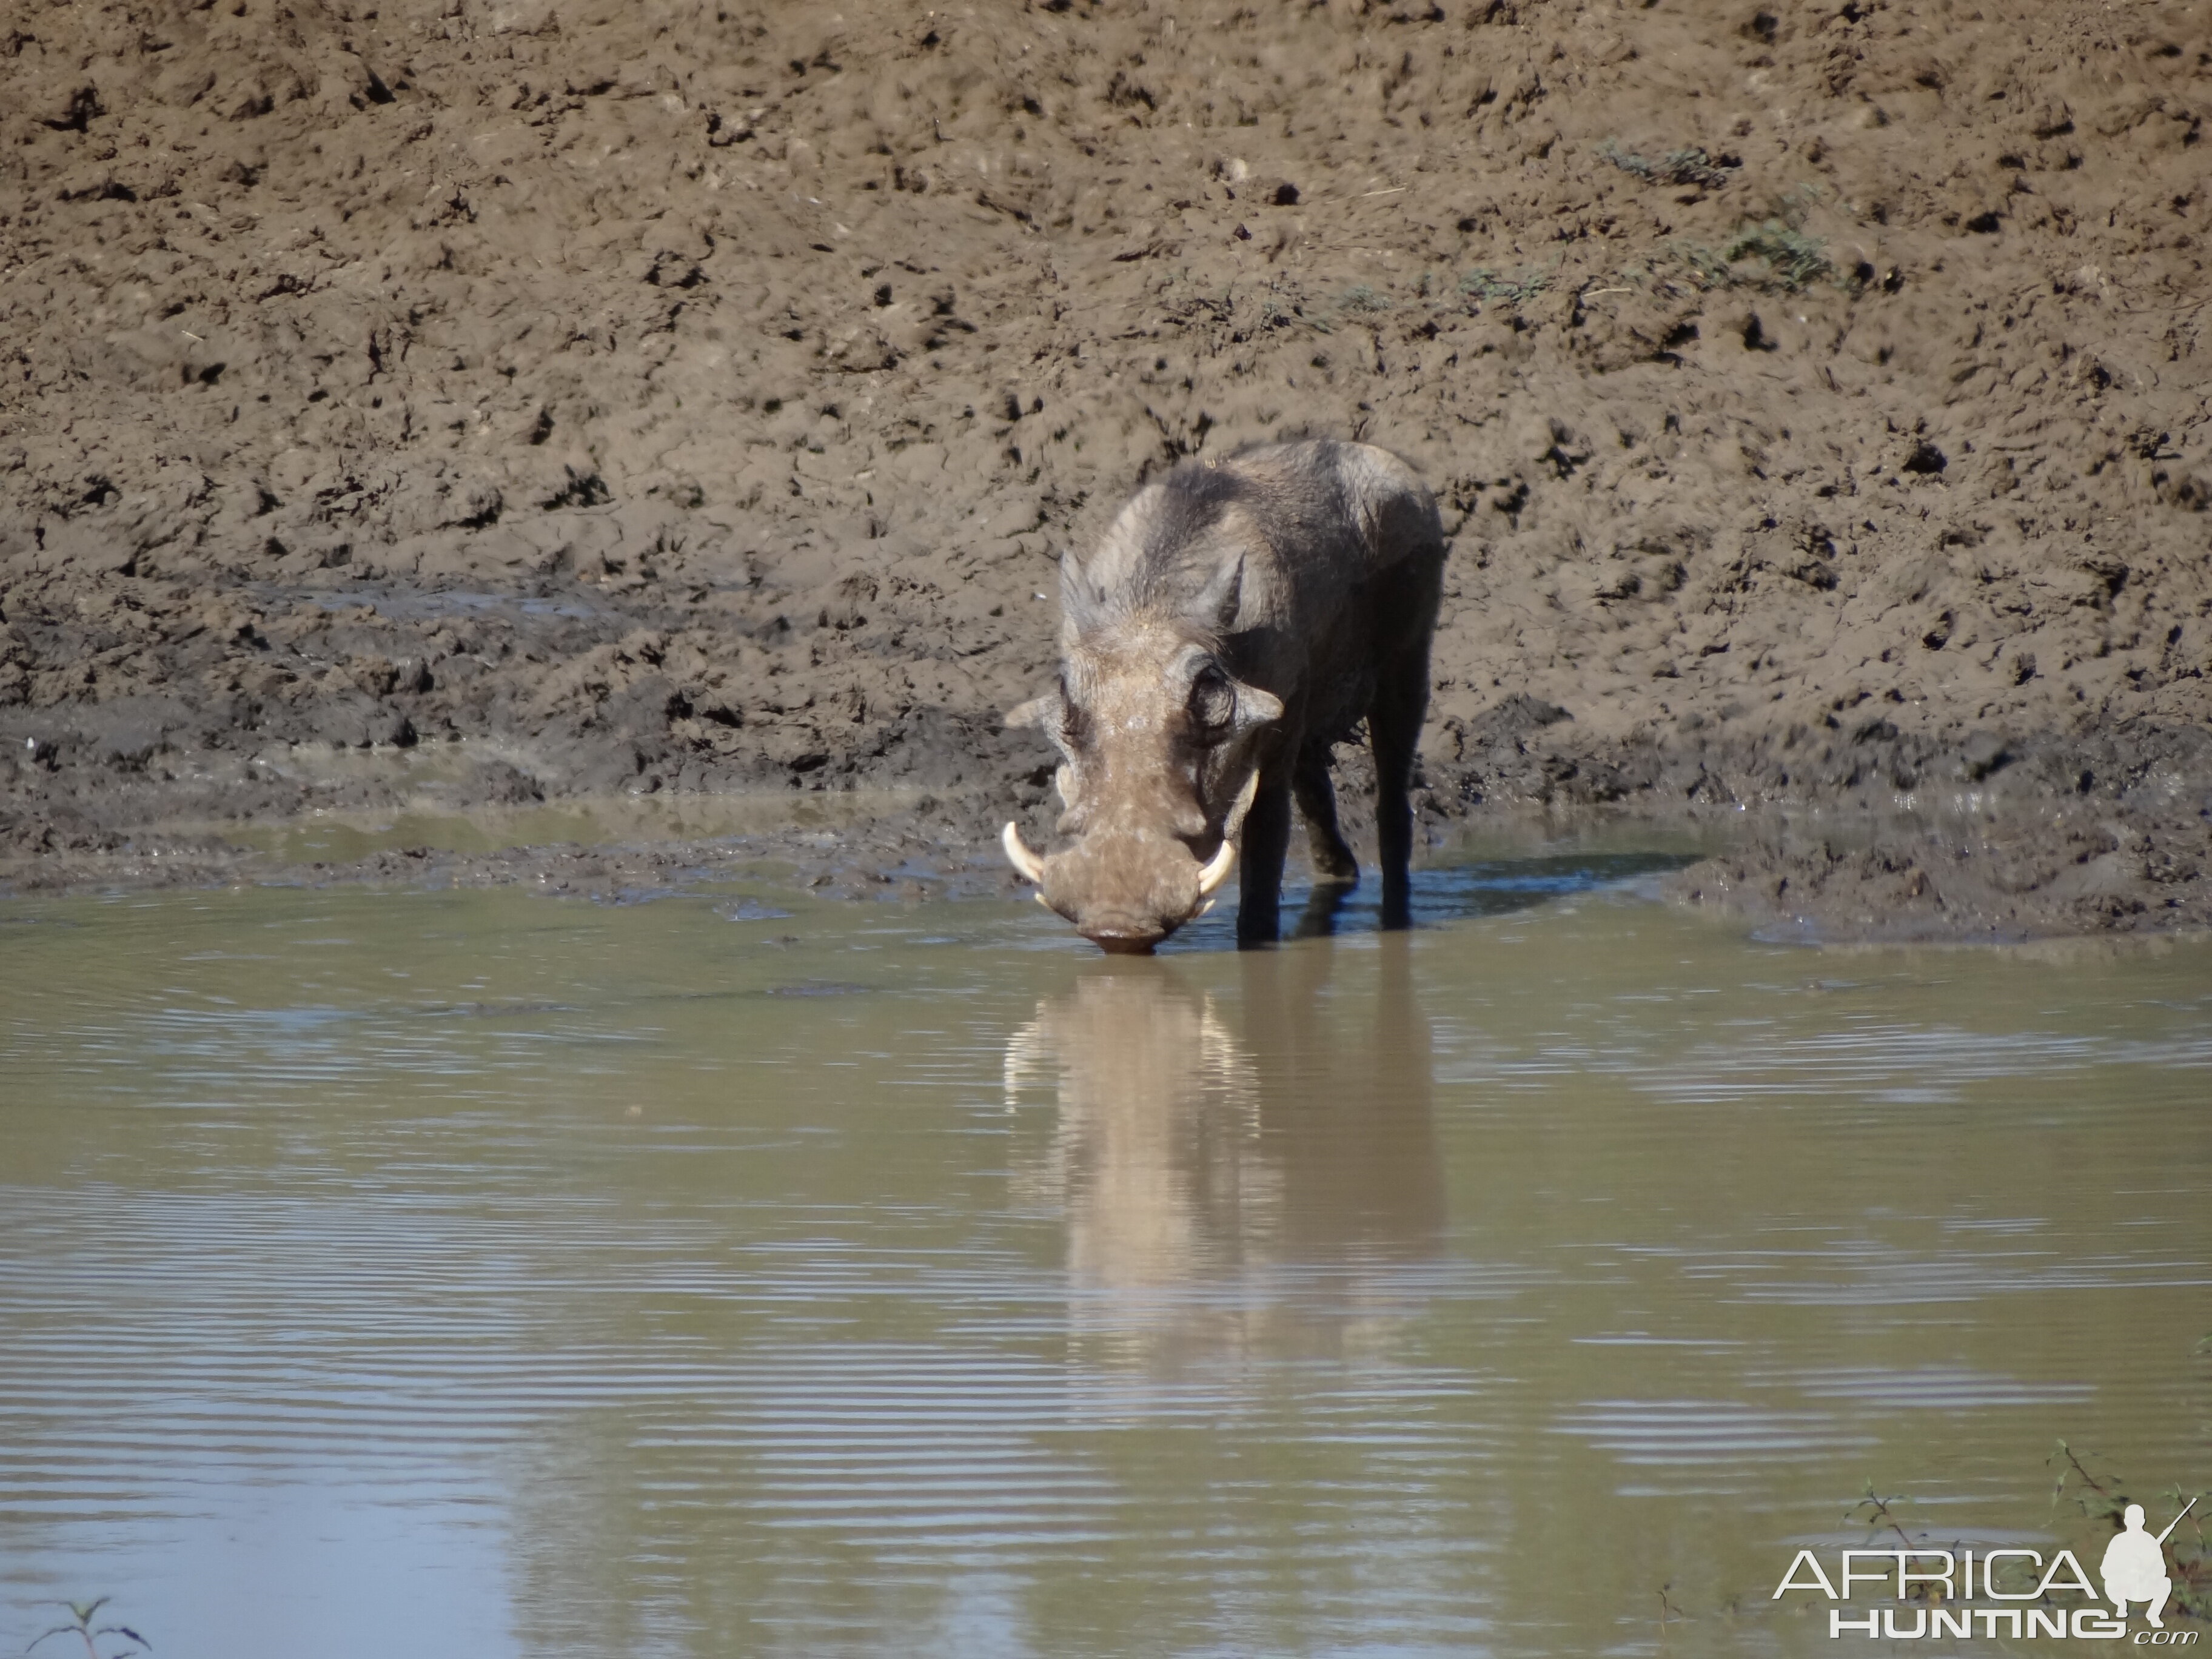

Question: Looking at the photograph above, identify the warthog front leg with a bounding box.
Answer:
[1236,765,1297,948]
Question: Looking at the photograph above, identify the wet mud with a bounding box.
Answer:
[3,0,2208,939]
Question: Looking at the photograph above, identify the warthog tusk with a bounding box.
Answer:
[1196,837,1237,897]
[1002,821,1046,883]
[1196,897,1217,918]
[1192,771,1258,900]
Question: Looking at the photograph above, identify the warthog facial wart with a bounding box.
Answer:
[1002,438,1447,952]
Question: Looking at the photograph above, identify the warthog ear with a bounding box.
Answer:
[1231,680,1283,734]
[1200,676,1278,831]
[1005,692,1060,729]
[1058,552,1108,634]
[1185,654,1281,746]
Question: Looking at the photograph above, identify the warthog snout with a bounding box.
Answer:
[1003,788,1243,953]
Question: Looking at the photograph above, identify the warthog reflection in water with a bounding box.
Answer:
[1002,440,1447,952]
[1003,936,1443,1370]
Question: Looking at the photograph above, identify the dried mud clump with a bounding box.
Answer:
[1,0,2208,939]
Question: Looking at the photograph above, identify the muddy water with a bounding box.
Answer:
[2,863,2208,1658]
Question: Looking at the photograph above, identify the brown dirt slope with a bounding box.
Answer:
[2,0,2208,934]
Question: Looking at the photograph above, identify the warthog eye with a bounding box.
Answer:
[1188,665,1235,736]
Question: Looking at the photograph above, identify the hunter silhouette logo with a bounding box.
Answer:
[2105,1499,2195,1630]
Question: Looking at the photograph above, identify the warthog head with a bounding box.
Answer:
[1004,556,1282,953]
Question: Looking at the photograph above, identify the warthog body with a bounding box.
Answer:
[1004,439,1446,951]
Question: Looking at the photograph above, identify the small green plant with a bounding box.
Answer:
[27,1600,149,1659]
[1848,1484,1923,1551]
[2050,1438,2131,1530]
[1258,296,1329,332]
[1725,220,1835,289]
[2163,1495,2212,1620]
[1655,1579,1685,1635]
[1459,266,1549,305]
[1666,241,1731,288]
[1660,181,1840,292]
[1337,283,1390,314]
[1599,140,1732,190]
[1664,221,1837,292]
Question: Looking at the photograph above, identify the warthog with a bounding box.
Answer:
[1002,439,1446,951]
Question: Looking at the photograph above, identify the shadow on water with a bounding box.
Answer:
[1161,848,1703,950]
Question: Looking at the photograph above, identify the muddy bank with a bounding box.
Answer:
[3,0,2208,939]
[10,722,2208,947]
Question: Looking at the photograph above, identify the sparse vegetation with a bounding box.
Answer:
[2051,1440,2212,1620]
[1666,220,1838,293]
[27,1600,149,1659]
[1839,1456,2212,1617]
[1722,220,1838,289]
[1598,139,1734,190]
[1658,183,1843,292]
[1336,283,1390,314]
[1458,266,1550,305]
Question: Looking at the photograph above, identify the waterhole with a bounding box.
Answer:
[2,860,2207,1657]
